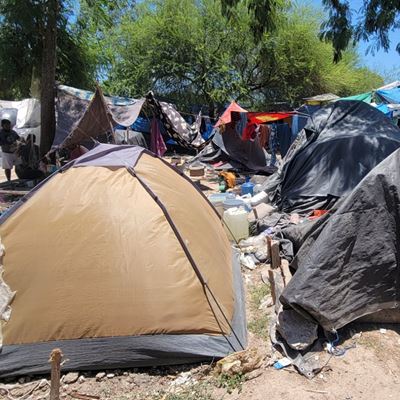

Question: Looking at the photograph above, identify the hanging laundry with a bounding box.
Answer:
[276,123,292,157]
[151,118,167,157]
[258,125,270,148]
[242,123,257,141]
[269,124,278,167]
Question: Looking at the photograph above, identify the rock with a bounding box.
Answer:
[380,328,387,334]
[96,372,106,381]
[18,377,25,384]
[63,372,79,384]
[106,373,115,379]
[123,372,128,376]
[246,369,263,381]
[78,375,85,384]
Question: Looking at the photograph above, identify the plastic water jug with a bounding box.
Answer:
[223,207,249,242]
[208,193,235,216]
[241,176,254,196]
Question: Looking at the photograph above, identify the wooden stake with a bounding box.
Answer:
[280,259,292,287]
[49,348,63,400]
[270,240,281,269]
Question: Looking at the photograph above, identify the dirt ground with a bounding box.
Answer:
[0,162,399,400]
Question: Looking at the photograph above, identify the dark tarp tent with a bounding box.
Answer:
[265,100,400,212]
[279,146,400,333]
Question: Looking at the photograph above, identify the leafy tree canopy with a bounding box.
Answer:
[101,0,383,112]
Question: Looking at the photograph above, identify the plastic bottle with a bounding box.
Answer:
[223,207,249,241]
[241,176,254,196]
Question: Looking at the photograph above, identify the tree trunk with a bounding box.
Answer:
[40,0,58,157]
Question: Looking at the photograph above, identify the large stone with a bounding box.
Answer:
[63,372,79,384]
[96,372,106,381]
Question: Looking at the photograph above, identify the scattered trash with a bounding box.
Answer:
[170,372,195,386]
[380,328,387,334]
[352,332,362,340]
[324,331,356,357]
[273,357,292,369]
[214,348,265,376]
[240,254,256,270]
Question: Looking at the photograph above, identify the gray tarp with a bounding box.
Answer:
[280,147,400,332]
[210,129,272,172]
[265,100,400,212]
[54,87,145,148]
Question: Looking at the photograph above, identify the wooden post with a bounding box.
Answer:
[280,259,292,287]
[49,348,63,400]
[270,240,281,269]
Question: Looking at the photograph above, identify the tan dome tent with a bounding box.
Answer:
[0,144,246,377]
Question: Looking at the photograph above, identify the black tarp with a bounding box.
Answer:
[265,100,400,212]
[196,128,275,173]
[279,147,400,332]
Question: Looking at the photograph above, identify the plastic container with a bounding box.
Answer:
[223,197,246,211]
[253,184,263,194]
[223,207,249,242]
[241,176,254,196]
[208,193,235,216]
[250,191,268,206]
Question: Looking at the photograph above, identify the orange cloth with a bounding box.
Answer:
[219,172,236,188]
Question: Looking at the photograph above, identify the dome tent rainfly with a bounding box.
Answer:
[0,144,246,377]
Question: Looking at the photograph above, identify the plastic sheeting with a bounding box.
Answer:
[214,102,248,128]
[212,129,271,172]
[280,147,400,332]
[339,92,372,103]
[54,87,144,148]
[0,98,41,143]
[265,100,400,212]
[376,88,400,104]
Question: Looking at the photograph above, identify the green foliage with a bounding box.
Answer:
[223,0,400,63]
[0,0,384,106]
[102,0,383,110]
[0,0,133,100]
[216,372,245,394]
[320,0,400,61]
[248,283,270,340]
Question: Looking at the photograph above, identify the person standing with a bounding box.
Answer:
[0,118,20,181]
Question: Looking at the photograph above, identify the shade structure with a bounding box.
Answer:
[214,102,248,128]
[0,144,246,377]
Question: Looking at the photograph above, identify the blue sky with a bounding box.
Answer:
[311,0,400,79]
